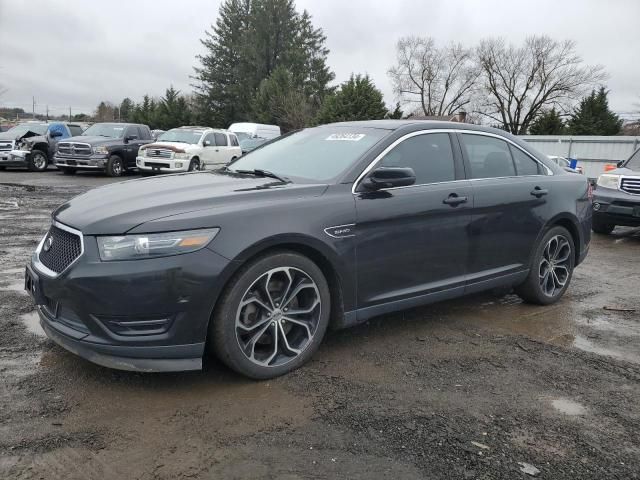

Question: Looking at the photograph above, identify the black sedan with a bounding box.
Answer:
[26,120,592,379]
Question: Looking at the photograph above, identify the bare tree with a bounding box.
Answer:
[475,36,606,134]
[388,36,480,117]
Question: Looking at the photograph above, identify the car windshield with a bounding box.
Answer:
[7,123,48,137]
[626,149,640,171]
[82,123,126,138]
[228,127,388,182]
[157,129,203,144]
[240,138,266,150]
[234,132,252,141]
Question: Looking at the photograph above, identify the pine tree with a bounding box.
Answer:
[385,102,404,119]
[193,0,334,128]
[567,87,622,135]
[119,98,134,122]
[316,74,388,124]
[529,108,565,135]
[130,95,157,128]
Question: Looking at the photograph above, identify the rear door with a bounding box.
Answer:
[457,132,552,290]
[214,132,231,164]
[354,131,472,310]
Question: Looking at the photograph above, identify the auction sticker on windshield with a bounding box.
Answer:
[326,133,366,141]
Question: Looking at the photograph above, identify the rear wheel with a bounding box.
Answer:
[211,251,331,379]
[592,215,615,235]
[62,168,77,175]
[106,155,124,177]
[515,226,575,305]
[28,150,48,172]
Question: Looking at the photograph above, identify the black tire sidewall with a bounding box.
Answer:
[188,158,199,171]
[592,214,615,234]
[517,226,575,305]
[211,251,331,379]
[29,151,48,172]
[106,155,124,177]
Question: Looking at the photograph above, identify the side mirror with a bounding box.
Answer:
[362,167,416,191]
[124,135,138,143]
[49,130,63,138]
[203,140,211,146]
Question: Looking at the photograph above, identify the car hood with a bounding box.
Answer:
[609,167,640,176]
[140,141,192,151]
[53,172,328,235]
[0,130,43,142]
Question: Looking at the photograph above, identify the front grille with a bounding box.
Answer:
[57,142,92,157]
[146,148,173,159]
[0,141,13,151]
[38,224,82,274]
[620,177,640,195]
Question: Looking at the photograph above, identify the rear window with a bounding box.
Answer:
[460,134,515,179]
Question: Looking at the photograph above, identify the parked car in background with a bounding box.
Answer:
[151,129,165,140]
[229,122,280,141]
[591,148,640,234]
[138,127,240,174]
[26,120,591,379]
[0,122,49,170]
[548,155,583,174]
[5,122,85,171]
[239,136,268,155]
[54,123,152,176]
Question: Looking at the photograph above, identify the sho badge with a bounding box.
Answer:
[324,224,356,239]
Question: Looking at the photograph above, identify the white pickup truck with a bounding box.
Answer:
[136,126,242,174]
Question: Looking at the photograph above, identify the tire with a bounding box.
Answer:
[105,155,124,177]
[27,150,48,172]
[515,226,575,305]
[188,158,200,171]
[592,215,615,235]
[62,168,77,175]
[211,251,331,379]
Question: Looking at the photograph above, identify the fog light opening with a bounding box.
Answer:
[593,202,601,211]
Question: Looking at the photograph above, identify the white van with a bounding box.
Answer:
[228,123,281,141]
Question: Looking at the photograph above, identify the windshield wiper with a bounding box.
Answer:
[233,168,289,183]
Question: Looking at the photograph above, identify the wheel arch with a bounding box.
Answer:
[543,213,583,266]
[208,235,346,333]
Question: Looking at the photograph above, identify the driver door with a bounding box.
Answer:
[354,132,472,310]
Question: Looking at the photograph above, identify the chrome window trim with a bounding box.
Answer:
[352,129,553,194]
[33,220,84,278]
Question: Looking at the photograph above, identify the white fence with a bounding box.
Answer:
[520,135,640,178]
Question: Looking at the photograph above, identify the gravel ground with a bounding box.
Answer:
[1,169,639,479]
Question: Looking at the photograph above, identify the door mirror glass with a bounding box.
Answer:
[124,135,138,143]
[49,130,63,138]
[363,167,416,190]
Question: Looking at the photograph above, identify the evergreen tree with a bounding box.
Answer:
[193,0,334,128]
[316,74,388,124]
[385,102,404,119]
[155,86,192,130]
[529,108,566,135]
[130,95,157,128]
[567,87,622,135]
[119,98,134,122]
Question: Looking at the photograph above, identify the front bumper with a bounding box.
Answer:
[593,187,640,226]
[28,232,233,372]
[54,154,108,170]
[136,156,190,173]
[0,149,29,167]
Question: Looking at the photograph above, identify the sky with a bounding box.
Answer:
[0,0,638,120]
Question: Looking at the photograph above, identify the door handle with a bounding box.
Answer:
[530,187,549,198]
[443,194,468,206]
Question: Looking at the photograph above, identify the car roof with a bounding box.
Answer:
[323,119,511,135]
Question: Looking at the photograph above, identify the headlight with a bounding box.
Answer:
[93,146,109,155]
[174,152,189,159]
[596,174,620,189]
[97,228,220,261]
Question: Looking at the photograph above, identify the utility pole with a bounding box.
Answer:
[32,96,35,119]
[69,106,72,122]
[46,105,49,121]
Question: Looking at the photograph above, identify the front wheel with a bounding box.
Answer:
[211,251,331,379]
[188,158,200,171]
[515,226,575,305]
[106,155,124,177]
[28,150,48,172]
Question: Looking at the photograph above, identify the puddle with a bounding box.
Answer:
[20,311,46,337]
[573,335,640,364]
[551,398,587,416]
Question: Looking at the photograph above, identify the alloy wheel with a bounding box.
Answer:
[33,152,47,170]
[539,235,571,297]
[112,159,122,175]
[235,266,321,367]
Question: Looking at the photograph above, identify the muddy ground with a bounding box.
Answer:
[1,169,639,479]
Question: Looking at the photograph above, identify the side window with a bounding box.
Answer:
[379,133,455,185]
[203,133,216,146]
[137,126,150,140]
[214,133,228,147]
[460,134,515,179]
[124,126,138,139]
[510,145,542,176]
[230,134,239,147]
[68,125,83,136]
